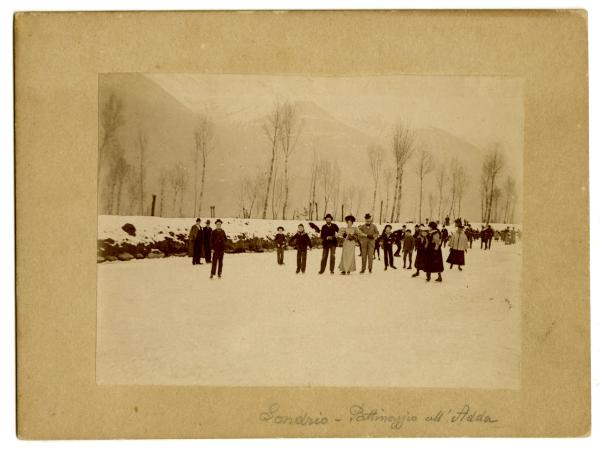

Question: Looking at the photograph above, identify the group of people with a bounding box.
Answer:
[278,213,478,282]
[188,218,227,279]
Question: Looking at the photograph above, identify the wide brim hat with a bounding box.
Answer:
[428,221,438,229]
[324,213,333,220]
[344,215,356,223]
[215,219,223,224]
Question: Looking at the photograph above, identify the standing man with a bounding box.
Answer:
[210,219,227,279]
[319,213,339,274]
[393,225,406,257]
[485,224,494,250]
[358,213,380,274]
[188,218,203,265]
[203,219,213,263]
[441,225,449,247]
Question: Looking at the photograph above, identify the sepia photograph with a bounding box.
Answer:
[96,73,523,388]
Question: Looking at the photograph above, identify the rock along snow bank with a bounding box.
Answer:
[97,215,520,263]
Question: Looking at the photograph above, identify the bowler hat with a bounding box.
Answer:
[324,213,333,220]
[215,219,223,224]
[364,213,372,219]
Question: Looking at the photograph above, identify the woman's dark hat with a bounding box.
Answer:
[428,221,438,229]
[215,219,223,224]
[344,215,356,223]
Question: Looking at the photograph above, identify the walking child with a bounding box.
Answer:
[381,225,397,270]
[274,226,286,265]
[289,224,312,274]
[402,229,415,269]
[209,219,227,279]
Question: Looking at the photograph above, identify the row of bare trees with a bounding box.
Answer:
[99,92,216,218]
[479,144,517,224]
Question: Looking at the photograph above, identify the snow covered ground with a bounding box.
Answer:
[97,239,521,389]
[98,214,519,246]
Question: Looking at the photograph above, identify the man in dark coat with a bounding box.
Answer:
[393,225,406,256]
[289,223,312,274]
[188,218,203,265]
[381,225,397,270]
[203,220,213,263]
[319,213,339,274]
[441,225,449,247]
[209,219,227,279]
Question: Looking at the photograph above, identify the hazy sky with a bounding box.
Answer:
[148,73,524,155]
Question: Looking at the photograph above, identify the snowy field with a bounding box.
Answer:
[97,240,521,389]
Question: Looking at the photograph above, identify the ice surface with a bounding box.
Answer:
[97,240,521,388]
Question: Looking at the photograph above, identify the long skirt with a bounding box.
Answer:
[338,241,357,273]
[427,248,444,273]
[415,248,427,271]
[446,249,465,266]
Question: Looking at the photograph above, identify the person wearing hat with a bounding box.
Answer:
[289,223,312,274]
[425,221,444,282]
[319,213,339,274]
[339,215,359,274]
[411,226,429,278]
[188,218,204,265]
[381,225,397,270]
[393,225,406,257]
[402,229,415,269]
[274,226,286,265]
[203,219,213,263]
[446,224,468,270]
[209,219,227,279]
[357,213,379,274]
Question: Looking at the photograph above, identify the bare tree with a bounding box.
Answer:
[435,164,447,221]
[415,150,435,223]
[502,176,516,223]
[454,162,468,218]
[278,101,303,220]
[137,130,147,215]
[308,149,321,220]
[383,168,393,222]
[481,144,505,223]
[427,191,436,221]
[390,123,416,222]
[367,144,384,213]
[158,170,168,217]
[193,115,214,217]
[169,163,188,217]
[261,102,284,219]
[112,156,130,215]
[240,172,264,218]
[99,93,125,214]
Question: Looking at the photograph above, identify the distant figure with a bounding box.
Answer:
[203,219,213,263]
[441,225,449,247]
[274,226,286,265]
[381,225,397,270]
[402,229,415,269]
[319,213,339,274]
[289,223,312,274]
[466,224,473,248]
[412,227,429,278]
[447,224,468,270]
[358,213,379,274]
[210,219,227,279]
[339,215,359,275]
[188,218,203,265]
[425,221,444,282]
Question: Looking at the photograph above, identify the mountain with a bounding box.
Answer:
[98,75,518,222]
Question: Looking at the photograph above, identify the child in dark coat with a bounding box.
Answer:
[381,225,397,270]
[402,229,415,269]
[289,224,312,274]
[274,226,286,265]
[210,219,227,279]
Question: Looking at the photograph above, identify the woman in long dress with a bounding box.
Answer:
[339,215,361,274]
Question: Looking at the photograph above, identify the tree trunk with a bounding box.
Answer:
[282,154,289,220]
[262,140,277,219]
[395,169,404,222]
[418,176,423,223]
[390,166,400,222]
[199,155,206,217]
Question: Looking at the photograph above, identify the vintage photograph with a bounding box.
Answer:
[96,73,523,388]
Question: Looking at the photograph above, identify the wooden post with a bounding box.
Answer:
[341,204,344,221]
[315,202,319,221]
[150,194,157,217]
[379,200,383,225]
